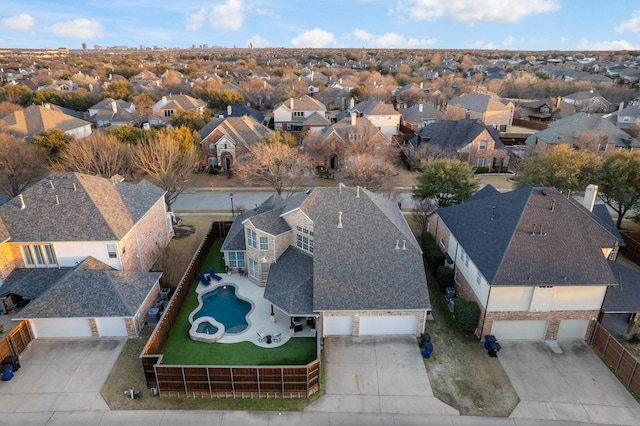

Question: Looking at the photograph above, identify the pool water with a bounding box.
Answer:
[193,285,251,334]
[196,322,218,334]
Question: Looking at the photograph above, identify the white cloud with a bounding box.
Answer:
[50,18,104,39]
[560,36,567,43]
[615,10,640,33]
[186,8,206,31]
[349,28,436,47]
[502,35,515,46]
[1,13,35,33]
[291,28,335,48]
[470,39,497,49]
[579,39,640,51]
[209,0,245,31]
[396,0,559,24]
[247,34,269,48]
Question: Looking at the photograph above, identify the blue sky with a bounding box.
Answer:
[1,0,639,51]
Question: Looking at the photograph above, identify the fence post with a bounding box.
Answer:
[629,362,638,387]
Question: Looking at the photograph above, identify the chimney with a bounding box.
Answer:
[582,184,598,212]
[290,98,294,109]
[619,101,624,112]
[111,100,117,113]
[337,211,343,228]
[350,111,357,126]
[419,103,423,113]
[311,71,314,80]
[350,97,355,109]
[18,194,25,210]
[161,96,167,106]
[227,105,232,115]
[556,96,561,108]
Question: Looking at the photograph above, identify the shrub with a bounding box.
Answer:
[436,265,455,294]
[427,248,445,274]
[421,231,437,251]
[498,166,509,173]
[454,298,481,331]
[208,166,221,175]
[473,166,490,174]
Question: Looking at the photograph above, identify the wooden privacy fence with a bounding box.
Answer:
[620,232,640,266]
[141,221,320,398]
[154,361,320,398]
[591,321,640,396]
[0,321,34,359]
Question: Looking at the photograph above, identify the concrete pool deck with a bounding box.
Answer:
[193,272,316,348]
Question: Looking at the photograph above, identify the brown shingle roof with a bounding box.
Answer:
[0,104,91,139]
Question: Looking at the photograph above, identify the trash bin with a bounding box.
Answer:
[2,356,19,372]
[0,363,13,381]
[420,333,431,348]
[484,335,497,350]
[422,341,434,359]
[488,341,501,357]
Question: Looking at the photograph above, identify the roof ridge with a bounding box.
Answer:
[105,272,135,316]
[74,173,123,240]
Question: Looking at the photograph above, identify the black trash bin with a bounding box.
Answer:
[419,333,431,348]
[2,356,19,372]
[488,341,502,357]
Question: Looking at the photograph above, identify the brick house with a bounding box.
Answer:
[199,115,273,170]
[408,119,509,169]
[221,184,430,336]
[0,172,172,338]
[447,92,514,132]
[428,184,620,341]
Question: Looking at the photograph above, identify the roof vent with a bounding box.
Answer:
[72,182,77,191]
[551,199,556,212]
[402,240,407,250]
[18,194,25,210]
[55,195,59,205]
[49,179,55,189]
[356,186,360,198]
[337,211,343,228]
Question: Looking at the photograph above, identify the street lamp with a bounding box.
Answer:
[230,193,234,219]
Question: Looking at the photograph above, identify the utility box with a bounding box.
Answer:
[148,307,160,325]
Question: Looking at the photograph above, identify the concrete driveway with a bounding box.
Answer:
[0,338,125,413]
[499,340,640,425]
[305,336,458,416]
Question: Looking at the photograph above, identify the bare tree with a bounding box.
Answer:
[0,101,22,118]
[411,198,438,235]
[131,132,201,211]
[443,105,468,120]
[233,140,313,196]
[569,130,608,153]
[0,132,48,197]
[53,132,130,177]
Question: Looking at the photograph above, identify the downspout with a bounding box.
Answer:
[479,285,492,340]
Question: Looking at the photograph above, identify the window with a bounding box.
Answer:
[293,111,304,117]
[228,251,245,268]
[476,272,482,286]
[209,143,215,152]
[260,262,270,282]
[107,244,118,259]
[459,248,469,268]
[248,258,258,279]
[476,158,486,167]
[439,238,446,248]
[259,236,269,251]
[164,110,174,117]
[479,141,487,150]
[296,225,314,253]
[21,244,57,268]
[247,229,257,249]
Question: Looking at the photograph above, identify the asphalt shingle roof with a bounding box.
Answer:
[602,261,640,312]
[448,92,511,113]
[0,172,165,242]
[437,185,619,287]
[263,246,314,316]
[410,119,503,150]
[0,104,91,140]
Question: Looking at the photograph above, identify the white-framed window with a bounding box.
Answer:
[228,251,245,268]
[248,258,258,279]
[21,244,58,268]
[440,238,446,248]
[476,158,486,167]
[107,244,118,259]
[247,229,257,249]
[479,141,487,150]
[260,262,270,282]
[259,236,269,251]
[459,248,469,268]
[476,271,482,286]
[296,225,314,253]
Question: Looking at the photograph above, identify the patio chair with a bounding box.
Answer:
[256,331,267,343]
[272,332,282,343]
[198,272,210,286]
[208,268,223,281]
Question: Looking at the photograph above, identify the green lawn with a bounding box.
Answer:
[162,240,317,366]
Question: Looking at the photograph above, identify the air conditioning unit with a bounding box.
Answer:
[147,307,160,325]
[446,287,456,300]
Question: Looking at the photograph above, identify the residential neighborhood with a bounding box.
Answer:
[1,45,640,424]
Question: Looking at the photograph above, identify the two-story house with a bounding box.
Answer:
[221,184,430,336]
[408,119,509,170]
[272,95,328,131]
[398,103,443,133]
[199,115,273,170]
[447,92,514,132]
[87,98,137,127]
[429,184,620,341]
[345,99,401,141]
[150,94,207,126]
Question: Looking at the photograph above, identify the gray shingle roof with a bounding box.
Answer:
[448,92,511,113]
[0,268,73,299]
[602,261,640,312]
[246,209,291,237]
[410,119,503,150]
[220,194,284,252]
[398,103,442,125]
[15,257,161,319]
[0,172,166,242]
[437,185,619,287]
[264,246,314,316]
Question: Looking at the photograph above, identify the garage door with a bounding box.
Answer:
[491,320,548,340]
[359,315,418,335]
[95,317,128,337]
[31,318,92,338]
[323,316,353,336]
[557,319,589,339]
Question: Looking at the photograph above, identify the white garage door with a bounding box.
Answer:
[359,315,418,335]
[491,320,548,340]
[95,317,128,337]
[557,319,589,339]
[323,316,353,336]
[31,318,92,338]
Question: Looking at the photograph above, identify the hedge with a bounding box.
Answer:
[436,265,455,294]
[454,298,481,331]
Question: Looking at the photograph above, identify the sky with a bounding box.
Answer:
[1,0,640,51]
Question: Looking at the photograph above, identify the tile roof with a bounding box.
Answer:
[602,261,640,312]
[0,172,166,242]
[263,246,314,316]
[437,185,619,287]
[0,104,91,140]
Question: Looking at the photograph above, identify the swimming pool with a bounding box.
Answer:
[191,285,252,334]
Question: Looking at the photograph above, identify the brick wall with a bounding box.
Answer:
[0,242,16,282]
[89,318,99,337]
[137,282,160,331]
[121,197,171,272]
